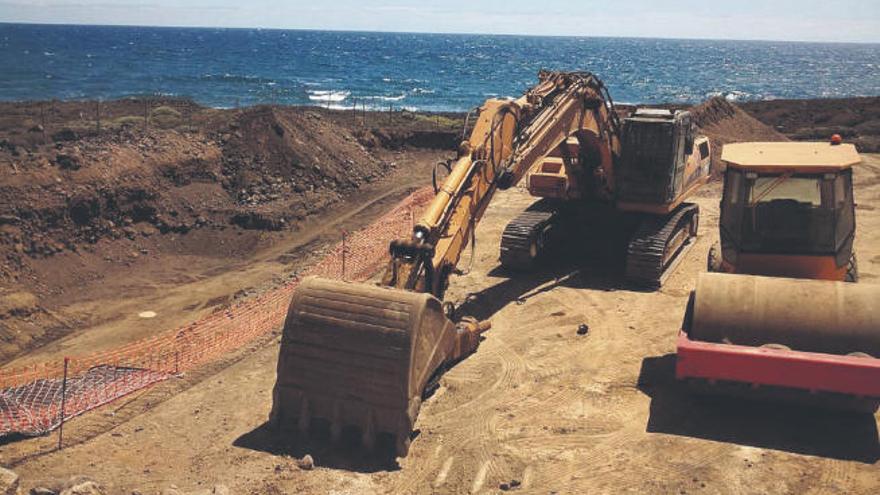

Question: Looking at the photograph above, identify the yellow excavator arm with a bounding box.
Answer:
[270,71,622,457]
[383,71,620,299]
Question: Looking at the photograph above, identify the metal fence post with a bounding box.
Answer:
[143,99,149,133]
[58,357,69,450]
[341,230,347,280]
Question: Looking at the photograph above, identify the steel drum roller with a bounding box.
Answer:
[690,272,880,357]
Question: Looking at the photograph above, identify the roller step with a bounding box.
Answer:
[625,203,699,288]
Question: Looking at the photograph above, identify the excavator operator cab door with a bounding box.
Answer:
[617,109,693,206]
[718,167,856,272]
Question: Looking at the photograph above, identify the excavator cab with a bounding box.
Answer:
[616,109,707,206]
[710,142,860,281]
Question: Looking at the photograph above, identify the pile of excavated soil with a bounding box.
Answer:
[742,96,880,153]
[691,97,789,173]
[0,102,459,363]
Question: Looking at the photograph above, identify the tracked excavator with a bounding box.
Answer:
[270,71,711,457]
[676,141,880,412]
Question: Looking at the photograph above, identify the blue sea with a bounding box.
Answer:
[1,23,879,111]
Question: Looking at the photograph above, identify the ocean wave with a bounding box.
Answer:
[307,90,350,102]
[706,90,755,102]
[368,94,406,101]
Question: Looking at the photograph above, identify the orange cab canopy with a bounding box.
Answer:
[722,142,861,174]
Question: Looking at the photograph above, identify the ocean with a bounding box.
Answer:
[1,23,879,111]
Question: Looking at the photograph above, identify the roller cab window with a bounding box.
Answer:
[721,169,854,256]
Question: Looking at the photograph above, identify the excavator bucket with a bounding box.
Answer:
[677,272,880,412]
[269,277,459,457]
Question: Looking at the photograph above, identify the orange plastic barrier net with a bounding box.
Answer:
[0,186,435,437]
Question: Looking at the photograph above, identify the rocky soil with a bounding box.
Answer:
[0,100,461,364]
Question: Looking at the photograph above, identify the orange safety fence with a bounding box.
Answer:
[0,186,435,438]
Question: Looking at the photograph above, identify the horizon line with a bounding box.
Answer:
[2,20,879,46]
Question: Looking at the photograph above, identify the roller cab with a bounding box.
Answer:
[711,142,861,281]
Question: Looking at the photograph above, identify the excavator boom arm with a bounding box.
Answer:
[383,71,620,298]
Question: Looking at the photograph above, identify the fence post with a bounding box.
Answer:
[341,230,347,280]
[143,99,149,133]
[58,357,69,450]
[39,102,47,141]
[96,100,101,134]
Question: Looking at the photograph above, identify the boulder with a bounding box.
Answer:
[59,479,103,495]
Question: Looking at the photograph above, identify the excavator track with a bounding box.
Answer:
[499,201,558,271]
[625,203,699,288]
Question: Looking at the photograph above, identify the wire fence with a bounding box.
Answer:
[0,186,435,440]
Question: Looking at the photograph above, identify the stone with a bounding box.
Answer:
[29,488,56,495]
[55,154,81,171]
[297,454,314,470]
[0,467,19,495]
[59,479,103,495]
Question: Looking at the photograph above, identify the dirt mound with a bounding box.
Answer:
[219,107,391,203]
[692,97,789,173]
[0,107,398,266]
[0,105,427,363]
[742,97,880,153]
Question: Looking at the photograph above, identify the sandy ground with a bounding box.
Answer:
[6,155,879,494]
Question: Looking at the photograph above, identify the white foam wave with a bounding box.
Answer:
[307,90,350,102]
[374,94,406,101]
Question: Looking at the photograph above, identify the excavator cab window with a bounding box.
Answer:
[699,141,710,160]
[720,168,854,257]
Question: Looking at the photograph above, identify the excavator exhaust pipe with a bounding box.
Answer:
[270,277,487,457]
[677,272,880,412]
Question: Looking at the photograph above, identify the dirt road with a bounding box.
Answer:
[8,155,880,494]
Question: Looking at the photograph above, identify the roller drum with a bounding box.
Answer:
[690,272,880,357]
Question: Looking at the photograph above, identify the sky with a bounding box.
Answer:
[0,0,878,43]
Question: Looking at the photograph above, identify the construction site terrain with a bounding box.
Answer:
[0,97,878,494]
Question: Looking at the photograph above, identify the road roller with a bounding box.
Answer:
[676,141,880,412]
